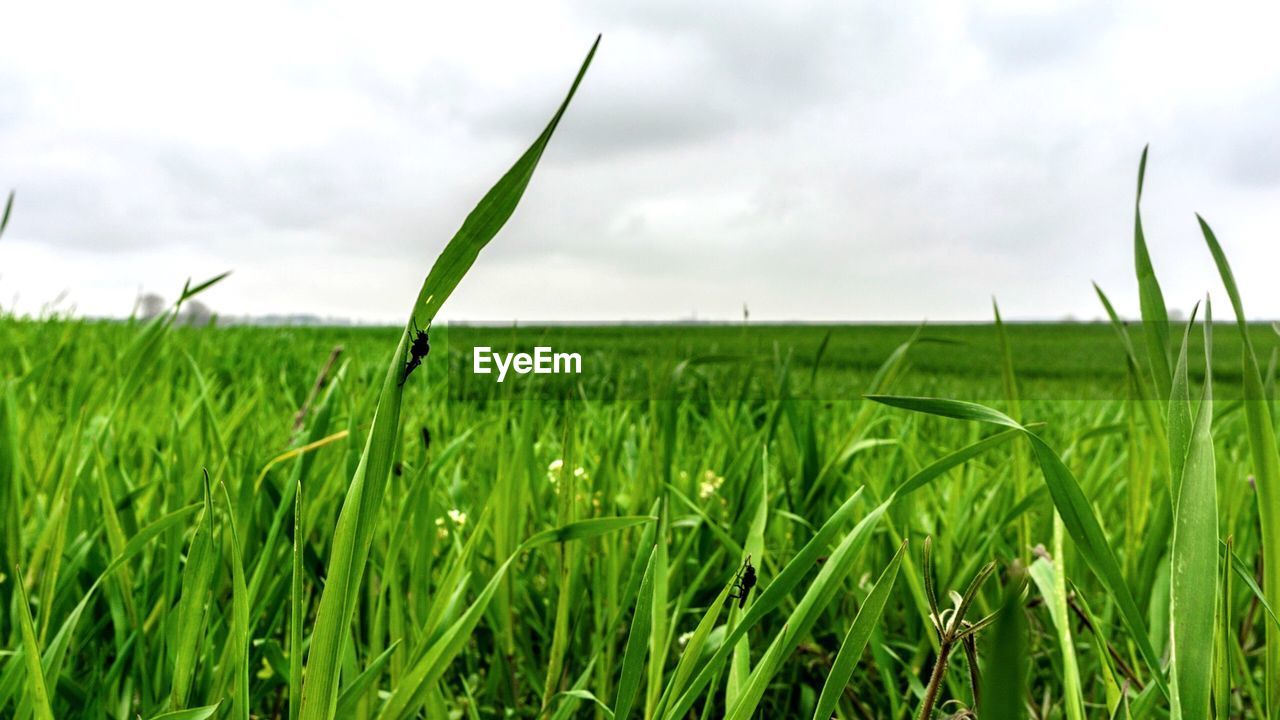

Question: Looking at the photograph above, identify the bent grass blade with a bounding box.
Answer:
[866,394,1170,699]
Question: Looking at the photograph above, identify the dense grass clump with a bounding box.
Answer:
[2,45,1279,720]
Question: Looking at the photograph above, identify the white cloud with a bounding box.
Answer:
[1,0,1279,322]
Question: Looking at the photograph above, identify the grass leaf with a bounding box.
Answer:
[662,487,868,720]
[810,539,906,720]
[867,394,1169,698]
[1200,213,1280,714]
[297,38,598,720]
[613,545,657,720]
[980,570,1028,720]
[14,565,54,720]
[1169,298,1217,720]
[0,191,13,239]
[1133,146,1173,401]
[725,499,889,720]
[169,473,217,711]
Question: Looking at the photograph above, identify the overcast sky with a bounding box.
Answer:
[1,1,1278,323]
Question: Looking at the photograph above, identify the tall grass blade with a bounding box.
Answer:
[613,545,657,720]
[659,582,734,714]
[662,487,868,720]
[1168,302,1201,499]
[145,704,222,720]
[298,38,599,720]
[724,500,888,720]
[0,191,12,239]
[1029,553,1084,720]
[1133,146,1173,401]
[1169,298,1217,720]
[1223,540,1280,629]
[14,566,54,720]
[179,271,232,303]
[727,451,769,707]
[377,517,651,720]
[994,298,1030,558]
[169,474,217,710]
[810,539,906,720]
[980,569,1028,720]
[866,394,1169,698]
[1214,538,1233,719]
[289,476,305,720]
[334,642,400,718]
[1200,214,1280,715]
[219,482,251,720]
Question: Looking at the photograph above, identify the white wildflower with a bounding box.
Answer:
[699,470,725,499]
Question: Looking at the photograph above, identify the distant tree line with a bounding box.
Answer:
[136,292,214,326]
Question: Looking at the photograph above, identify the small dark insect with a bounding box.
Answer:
[400,320,430,385]
[727,555,757,609]
[420,426,431,450]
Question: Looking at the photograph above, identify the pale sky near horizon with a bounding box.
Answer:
[1,1,1279,323]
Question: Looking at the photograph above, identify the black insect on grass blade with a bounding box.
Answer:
[662,487,869,720]
[297,36,600,720]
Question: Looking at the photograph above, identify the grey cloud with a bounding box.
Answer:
[0,76,25,130]
[966,2,1116,70]
[1218,86,1280,186]
[467,2,914,159]
[3,2,1280,322]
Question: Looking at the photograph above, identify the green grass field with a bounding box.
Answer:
[4,40,1280,720]
[2,312,1277,718]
